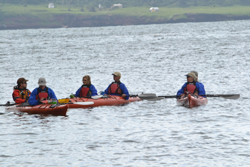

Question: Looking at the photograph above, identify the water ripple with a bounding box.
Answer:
[0,20,250,166]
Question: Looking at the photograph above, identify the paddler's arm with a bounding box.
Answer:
[28,88,40,106]
[120,83,129,100]
[74,87,81,97]
[90,85,98,96]
[12,90,26,104]
[48,88,57,100]
[196,82,206,98]
[177,83,187,97]
[104,84,112,95]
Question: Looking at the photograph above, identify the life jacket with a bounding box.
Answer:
[36,87,50,100]
[79,85,92,97]
[108,82,122,95]
[184,82,198,94]
[12,86,30,101]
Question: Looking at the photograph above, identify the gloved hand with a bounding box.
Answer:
[70,94,75,98]
[49,99,57,104]
[49,101,57,104]
[100,91,105,95]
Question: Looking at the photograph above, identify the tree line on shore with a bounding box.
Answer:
[1,0,250,8]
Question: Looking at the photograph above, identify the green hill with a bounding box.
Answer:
[1,4,250,30]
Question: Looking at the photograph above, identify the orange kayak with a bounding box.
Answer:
[177,94,208,108]
[67,95,141,109]
[6,104,68,116]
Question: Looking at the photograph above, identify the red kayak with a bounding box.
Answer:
[67,95,141,109]
[6,104,68,116]
[177,94,208,108]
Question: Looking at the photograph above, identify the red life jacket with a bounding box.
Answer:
[108,82,122,95]
[184,82,198,94]
[79,85,92,97]
[36,87,50,100]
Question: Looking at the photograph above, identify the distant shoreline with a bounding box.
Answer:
[1,5,250,30]
[1,13,250,30]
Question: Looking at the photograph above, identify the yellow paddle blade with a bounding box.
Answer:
[58,98,70,104]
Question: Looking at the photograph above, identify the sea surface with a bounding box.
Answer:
[0,20,249,166]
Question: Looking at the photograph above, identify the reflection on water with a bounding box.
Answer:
[0,20,250,166]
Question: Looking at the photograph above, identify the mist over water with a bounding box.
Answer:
[0,20,250,166]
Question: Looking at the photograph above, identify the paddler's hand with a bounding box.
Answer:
[122,94,127,99]
[100,91,105,95]
[194,93,198,97]
[40,100,48,104]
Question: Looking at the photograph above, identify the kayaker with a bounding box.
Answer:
[177,72,206,98]
[28,78,57,106]
[73,75,98,98]
[12,78,31,104]
[104,72,129,100]
[191,71,198,78]
[191,70,206,92]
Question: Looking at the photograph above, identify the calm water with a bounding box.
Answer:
[0,20,249,166]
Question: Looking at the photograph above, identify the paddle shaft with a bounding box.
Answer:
[0,103,16,106]
[204,94,240,99]
[158,94,240,99]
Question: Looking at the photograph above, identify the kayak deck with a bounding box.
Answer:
[67,95,141,109]
[177,94,208,108]
[6,103,68,116]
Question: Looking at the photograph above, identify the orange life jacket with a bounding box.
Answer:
[36,87,50,100]
[108,82,122,95]
[79,85,92,97]
[184,82,198,94]
[12,86,30,101]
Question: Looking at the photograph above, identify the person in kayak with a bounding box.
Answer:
[104,72,129,100]
[191,70,206,92]
[177,72,206,98]
[191,71,198,78]
[28,78,57,106]
[12,78,31,104]
[73,75,98,98]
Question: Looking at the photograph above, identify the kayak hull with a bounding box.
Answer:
[6,104,68,116]
[177,94,208,108]
[68,95,141,109]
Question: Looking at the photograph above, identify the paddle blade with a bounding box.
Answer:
[73,102,94,105]
[138,93,157,99]
[138,93,164,101]
[58,98,70,104]
[91,95,103,99]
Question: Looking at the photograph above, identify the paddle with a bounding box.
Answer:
[68,101,94,105]
[58,95,104,105]
[201,94,240,99]
[90,95,104,99]
[138,93,240,100]
[58,99,94,105]
[58,100,94,106]
[0,101,16,106]
[138,93,165,101]
[58,98,70,104]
